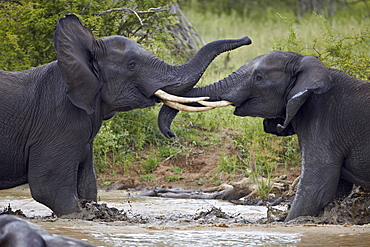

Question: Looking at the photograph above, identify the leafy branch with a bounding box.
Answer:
[93,7,170,25]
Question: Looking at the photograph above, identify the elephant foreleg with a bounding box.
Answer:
[29,170,81,216]
[286,159,342,221]
[28,149,83,216]
[77,143,97,201]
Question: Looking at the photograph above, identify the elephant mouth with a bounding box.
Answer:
[110,86,157,112]
[233,99,254,117]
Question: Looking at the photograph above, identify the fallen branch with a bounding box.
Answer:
[138,187,229,199]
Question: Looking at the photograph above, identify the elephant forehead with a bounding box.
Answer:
[245,56,264,70]
[243,54,274,73]
[253,51,292,69]
[267,51,302,65]
[99,36,145,53]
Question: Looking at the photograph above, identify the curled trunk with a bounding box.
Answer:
[164,36,251,95]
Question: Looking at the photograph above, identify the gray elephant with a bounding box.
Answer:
[158,50,370,221]
[0,215,95,246]
[0,14,251,216]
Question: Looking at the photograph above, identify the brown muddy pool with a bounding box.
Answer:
[1,185,370,246]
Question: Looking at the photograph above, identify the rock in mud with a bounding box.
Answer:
[193,206,252,225]
[61,200,147,223]
[0,204,27,218]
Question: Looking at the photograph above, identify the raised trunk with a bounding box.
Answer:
[158,75,235,138]
[163,36,251,95]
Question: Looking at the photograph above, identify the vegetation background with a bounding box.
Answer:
[0,0,369,196]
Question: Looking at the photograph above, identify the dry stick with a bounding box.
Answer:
[237,155,253,174]
[93,7,169,16]
[94,7,170,26]
[245,190,258,199]
[290,175,300,192]
[132,10,143,26]
[158,150,183,166]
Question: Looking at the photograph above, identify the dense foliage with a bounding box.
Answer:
[274,13,369,80]
[0,0,177,71]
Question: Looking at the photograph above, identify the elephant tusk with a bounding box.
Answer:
[154,89,210,103]
[197,100,233,107]
[161,100,214,112]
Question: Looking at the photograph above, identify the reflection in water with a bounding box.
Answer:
[91,230,301,247]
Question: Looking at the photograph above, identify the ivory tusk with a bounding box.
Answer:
[161,100,214,112]
[197,100,233,107]
[154,89,210,103]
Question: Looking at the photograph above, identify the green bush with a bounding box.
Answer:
[273,13,369,80]
[0,0,177,71]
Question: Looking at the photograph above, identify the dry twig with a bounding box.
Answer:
[94,7,169,15]
[93,7,169,26]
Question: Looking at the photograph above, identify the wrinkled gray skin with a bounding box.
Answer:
[0,14,251,216]
[158,51,370,221]
[0,215,95,247]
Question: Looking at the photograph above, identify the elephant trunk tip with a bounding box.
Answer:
[165,130,176,139]
[242,36,252,45]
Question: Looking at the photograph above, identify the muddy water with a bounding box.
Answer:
[1,185,370,246]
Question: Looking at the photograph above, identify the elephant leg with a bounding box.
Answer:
[77,143,97,201]
[285,151,342,221]
[28,149,82,216]
[29,171,80,216]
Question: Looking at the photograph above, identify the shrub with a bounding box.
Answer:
[273,13,369,80]
[0,0,177,71]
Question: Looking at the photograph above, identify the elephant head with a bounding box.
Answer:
[158,51,333,138]
[54,14,252,118]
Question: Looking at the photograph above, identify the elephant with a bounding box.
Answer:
[158,50,370,221]
[0,214,95,247]
[0,14,252,216]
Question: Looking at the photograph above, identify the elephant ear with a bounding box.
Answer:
[54,14,100,114]
[277,55,334,132]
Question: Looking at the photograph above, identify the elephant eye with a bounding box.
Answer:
[127,60,136,71]
[255,74,263,82]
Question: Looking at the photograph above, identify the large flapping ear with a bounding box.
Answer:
[54,14,100,114]
[278,55,334,132]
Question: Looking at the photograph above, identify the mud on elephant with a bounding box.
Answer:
[0,14,252,216]
[158,50,370,221]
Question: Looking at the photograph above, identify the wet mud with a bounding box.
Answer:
[2,185,369,226]
[285,186,370,225]
[59,201,253,225]
[1,185,370,246]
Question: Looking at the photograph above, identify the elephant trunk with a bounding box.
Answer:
[163,36,251,95]
[158,74,236,138]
